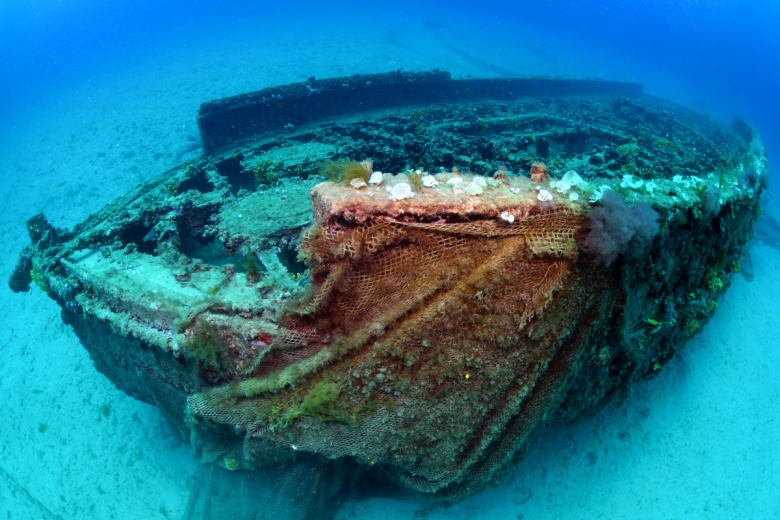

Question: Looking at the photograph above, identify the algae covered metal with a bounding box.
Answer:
[9,71,768,517]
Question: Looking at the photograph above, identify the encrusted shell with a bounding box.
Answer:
[390,182,414,200]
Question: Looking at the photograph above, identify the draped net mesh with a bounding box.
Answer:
[187,199,612,501]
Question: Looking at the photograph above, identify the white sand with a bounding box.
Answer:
[1,10,778,520]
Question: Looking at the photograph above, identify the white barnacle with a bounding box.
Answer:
[562,170,587,189]
[553,179,571,193]
[537,189,553,202]
[390,182,414,200]
[621,174,644,189]
[422,174,438,187]
[672,174,692,188]
[368,171,384,185]
[464,181,483,196]
[500,211,515,223]
[350,178,367,189]
[589,184,612,203]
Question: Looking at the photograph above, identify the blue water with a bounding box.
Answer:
[1,1,779,519]
[3,0,780,156]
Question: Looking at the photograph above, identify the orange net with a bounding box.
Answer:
[188,186,618,500]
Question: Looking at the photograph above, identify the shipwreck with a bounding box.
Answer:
[9,70,768,519]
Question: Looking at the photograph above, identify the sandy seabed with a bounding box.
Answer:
[1,14,778,520]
